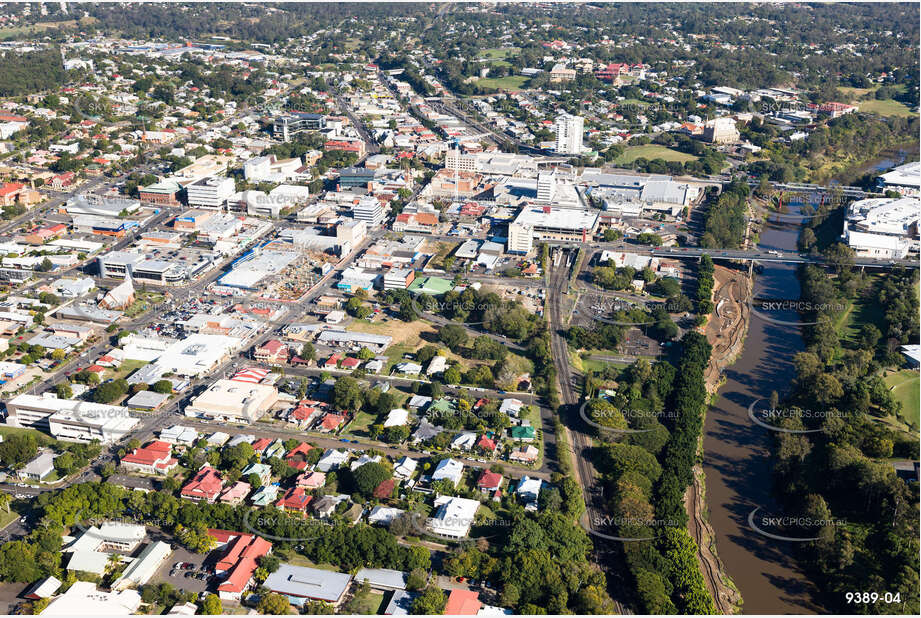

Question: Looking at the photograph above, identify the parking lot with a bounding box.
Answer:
[150,543,214,595]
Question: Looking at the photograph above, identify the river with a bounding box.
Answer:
[832,142,919,185]
[702,200,825,614]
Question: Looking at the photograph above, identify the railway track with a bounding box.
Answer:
[546,250,632,615]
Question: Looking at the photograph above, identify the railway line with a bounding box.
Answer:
[546,248,632,615]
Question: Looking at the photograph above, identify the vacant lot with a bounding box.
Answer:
[885,369,920,428]
[614,144,697,165]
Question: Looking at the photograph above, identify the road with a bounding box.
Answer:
[416,231,917,270]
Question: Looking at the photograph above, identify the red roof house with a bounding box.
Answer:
[251,438,272,455]
[286,442,314,470]
[444,589,482,615]
[180,464,224,503]
[477,470,503,493]
[209,530,272,601]
[340,356,361,369]
[275,486,313,513]
[318,413,345,433]
[120,441,177,475]
[476,435,497,453]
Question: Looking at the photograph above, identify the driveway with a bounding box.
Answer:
[0,583,29,614]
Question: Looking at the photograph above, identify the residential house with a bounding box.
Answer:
[180,464,223,503]
[119,441,178,475]
[393,456,418,480]
[444,589,482,615]
[276,487,313,513]
[241,462,272,486]
[296,470,326,489]
[316,449,349,472]
[432,458,464,487]
[509,445,539,463]
[219,481,252,505]
[477,470,503,496]
[317,412,345,433]
[508,425,536,442]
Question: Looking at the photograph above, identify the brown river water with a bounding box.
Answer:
[702,201,826,614]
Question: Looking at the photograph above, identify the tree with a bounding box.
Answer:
[201,594,222,615]
[300,342,316,361]
[93,380,127,403]
[332,377,363,413]
[257,592,291,615]
[410,586,446,615]
[55,382,73,399]
[406,568,428,590]
[352,462,392,497]
[151,380,173,394]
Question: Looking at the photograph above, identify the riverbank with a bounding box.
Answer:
[699,208,826,614]
[689,264,751,613]
[831,140,919,186]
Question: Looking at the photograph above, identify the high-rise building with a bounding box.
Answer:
[507,221,534,255]
[555,114,584,155]
[536,171,556,203]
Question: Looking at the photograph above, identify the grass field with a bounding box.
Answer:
[429,241,460,269]
[885,369,920,428]
[836,286,885,348]
[619,98,652,108]
[858,99,917,118]
[125,291,166,318]
[350,590,385,615]
[476,75,529,91]
[279,553,342,571]
[107,359,148,382]
[613,145,697,165]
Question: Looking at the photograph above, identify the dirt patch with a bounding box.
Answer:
[704,266,751,392]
